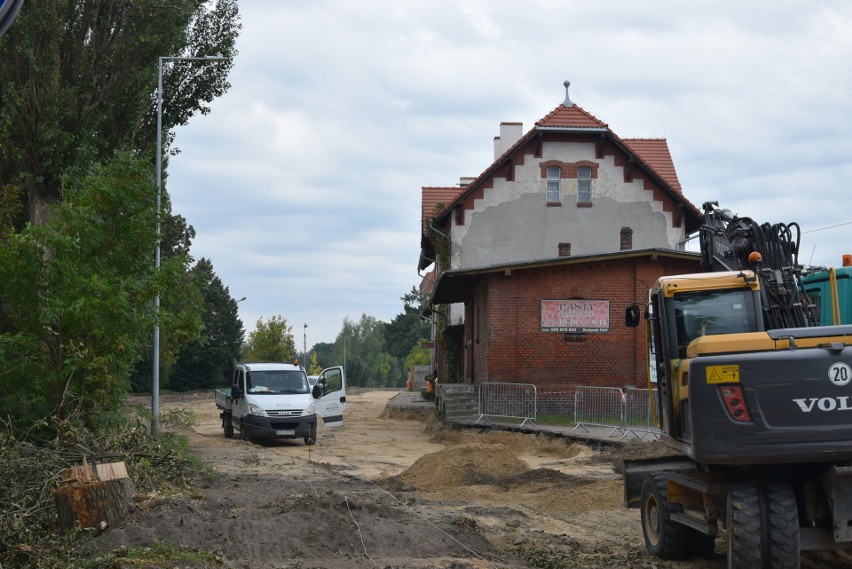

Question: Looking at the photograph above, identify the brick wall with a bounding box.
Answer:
[470,255,700,414]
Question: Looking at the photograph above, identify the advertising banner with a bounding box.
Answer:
[541,299,610,333]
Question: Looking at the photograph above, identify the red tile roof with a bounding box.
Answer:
[422,186,464,232]
[621,138,682,193]
[536,103,609,129]
[419,270,436,296]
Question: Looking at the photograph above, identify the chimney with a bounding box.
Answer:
[620,227,633,251]
[459,177,476,187]
[493,121,523,160]
[558,242,572,257]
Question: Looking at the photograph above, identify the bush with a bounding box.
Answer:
[0,407,205,568]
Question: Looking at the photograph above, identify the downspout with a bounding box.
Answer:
[429,217,450,240]
[417,253,435,278]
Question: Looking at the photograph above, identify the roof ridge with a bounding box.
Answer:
[536,102,609,129]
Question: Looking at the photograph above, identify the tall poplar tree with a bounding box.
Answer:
[0,0,240,226]
[0,1,241,429]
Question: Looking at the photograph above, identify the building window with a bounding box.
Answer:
[577,166,592,203]
[546,166,561,204]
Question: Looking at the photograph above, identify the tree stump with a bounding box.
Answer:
[54,459,135,533]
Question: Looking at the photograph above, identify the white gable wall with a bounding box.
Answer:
[449,140,686,269]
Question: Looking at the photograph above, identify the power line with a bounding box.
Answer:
[803,220,852,234]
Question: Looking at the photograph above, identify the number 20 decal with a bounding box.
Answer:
[828,362,852,387]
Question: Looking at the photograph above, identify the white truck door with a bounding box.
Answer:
[233,367,248,421]
[314,366,346,427]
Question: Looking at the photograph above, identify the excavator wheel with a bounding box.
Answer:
[766,482,800,569]
[641,474,692,560]
[726,481,763,569]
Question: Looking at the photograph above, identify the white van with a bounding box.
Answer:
[215,362,346,444]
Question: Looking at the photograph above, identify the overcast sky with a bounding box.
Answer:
[167,0,852,348]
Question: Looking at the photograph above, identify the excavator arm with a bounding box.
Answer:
[698,201,817,329]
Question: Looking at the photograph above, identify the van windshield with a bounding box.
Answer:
[246,370,310,394]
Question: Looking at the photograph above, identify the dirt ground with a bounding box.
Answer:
[89,389,852,569]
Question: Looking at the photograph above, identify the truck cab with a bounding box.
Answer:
[217,362,346,444]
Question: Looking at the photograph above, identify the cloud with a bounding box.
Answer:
[166,0,852,346]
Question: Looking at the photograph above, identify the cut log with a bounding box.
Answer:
[60,458,128,483]
[54,460,135,533]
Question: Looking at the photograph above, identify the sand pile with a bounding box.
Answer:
[399,442,529,491]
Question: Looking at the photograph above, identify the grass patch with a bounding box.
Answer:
[81,542,226,568]
[534,414,575,427]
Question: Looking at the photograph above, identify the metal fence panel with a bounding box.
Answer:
[439,381,658,440]
[573,386,659,440]
[622,386,659,440]
[477,382,537,426]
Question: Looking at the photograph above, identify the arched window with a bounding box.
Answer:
[546,166,561,204]
[578,166,592,203]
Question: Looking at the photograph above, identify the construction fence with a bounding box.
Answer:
[571,386,659,440]
[436,382,660,440]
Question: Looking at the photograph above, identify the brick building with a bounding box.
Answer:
[418,82,703,412]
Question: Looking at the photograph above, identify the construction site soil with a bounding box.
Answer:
[90,389,852,569]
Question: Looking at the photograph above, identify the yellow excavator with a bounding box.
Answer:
[624,202,852,568]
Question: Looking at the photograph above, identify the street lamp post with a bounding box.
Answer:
[152,54,227,437]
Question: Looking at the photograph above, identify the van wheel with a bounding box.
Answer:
[223,415,234,439]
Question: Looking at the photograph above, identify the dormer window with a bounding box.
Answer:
[546,166,561,204]
[578,166,592,203]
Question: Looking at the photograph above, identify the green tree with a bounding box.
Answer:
[404,343,432,371]
[169,258,244,390]
[128,194,202,392]
[384,287,431,382]
[384,287,430,359]
[312,341,335,369]
[243,315,295,363]
[307,352,322,375]
[0,0,241,226]
[333,314,400,387]
[0,155,200,430]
